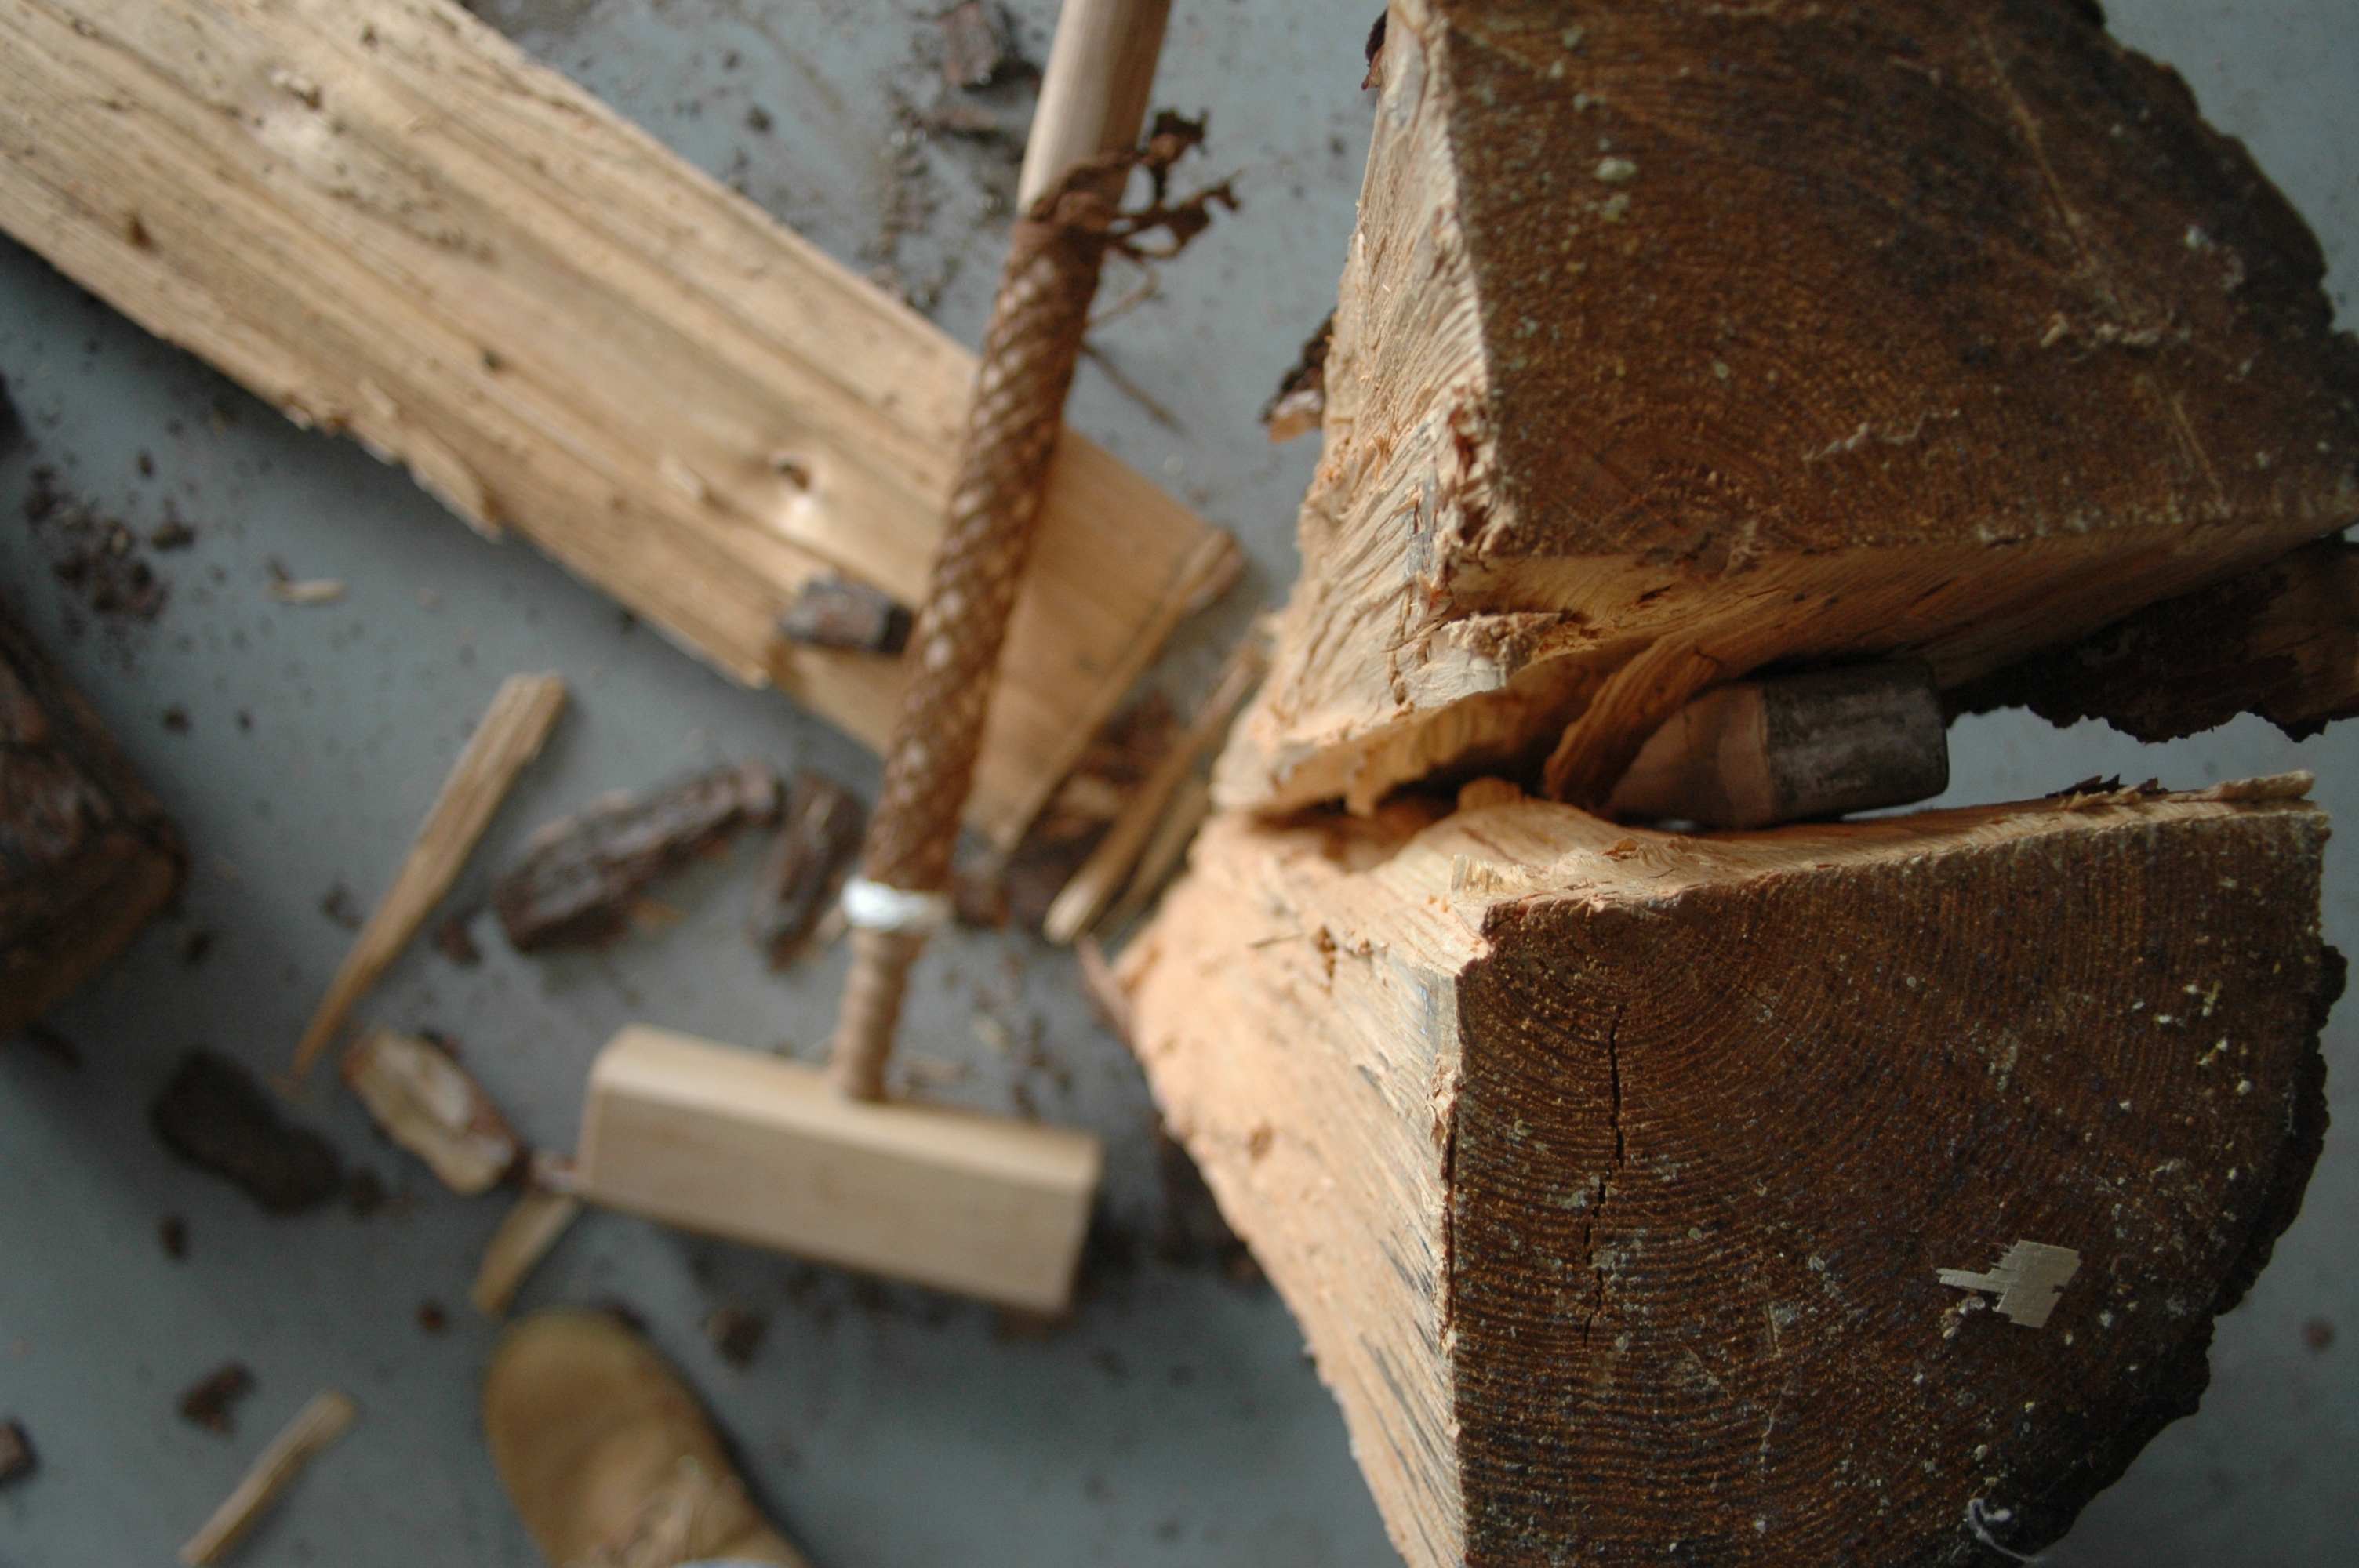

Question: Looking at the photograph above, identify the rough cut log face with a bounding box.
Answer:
[1125,787,2336,1567]
[1219,0,2359,818]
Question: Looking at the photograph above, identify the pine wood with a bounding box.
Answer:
[1121,782,2336,1567]
[578,1026,1102,1313]
[340,1025,520,1195]
[1217,0,2359,819]
[1,596,185,1038]
[0,0,1236,849]
[1017,0,1176,208]
[1954,537,2359,742]
[290,672,565,1080]
[178,1388,358,1567]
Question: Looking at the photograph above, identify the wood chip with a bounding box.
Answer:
[178,1389,357,1567]
[151,1052,342,1214]
[290,674,566,1080]
[267,578,345,605]
[777,577,912,655]
[340,1026,521,1195]
[0,1419,34,1488]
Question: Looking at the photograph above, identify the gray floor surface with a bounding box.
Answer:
[1,2,2352,1564]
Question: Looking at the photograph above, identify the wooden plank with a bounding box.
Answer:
[577,1026,1101,1312]
[0,593,184,1037]
[1123,782,2337,1567]
[290,671,565,1080]
[1215,0,2359,818]
[0,0,1236,848]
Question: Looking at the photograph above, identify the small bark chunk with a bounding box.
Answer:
[151,1051,343,1214]
[777,577,913,655]
[1,597,185,1036]
[177,1363,256,1435]
[748,772,865,967]
[493,762,783,952]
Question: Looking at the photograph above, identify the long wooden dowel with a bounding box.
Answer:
[829,0,1175,1100]
[1019,0,1176,210]
[179,1389,358,1566]
[290,674,566,1081]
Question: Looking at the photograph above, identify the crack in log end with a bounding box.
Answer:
[1576,1006,1627,1356]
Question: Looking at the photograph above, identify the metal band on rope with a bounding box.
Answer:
[840,877,954,935]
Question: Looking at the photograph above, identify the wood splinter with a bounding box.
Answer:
[289,674,566,1082]
[178,1389,358,1566]
[469,1181,584,1319]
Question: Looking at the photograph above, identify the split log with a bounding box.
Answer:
[1122,782,2337,1567]
[1,597,184,1037]
[0,0,1238,849]
[490,761,782,953]
[1216,0,2359,819]
[1951,537,2359,742]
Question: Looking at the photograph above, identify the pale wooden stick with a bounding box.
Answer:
[1100,771,1210,931]
[1043,634,1265,944]
[1017,0,1176,209]
[470,1187,583,1319]
[289,674,566,1081]
[179,1389,358,1566]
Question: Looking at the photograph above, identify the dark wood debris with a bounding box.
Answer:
[704,1304,767,1368]
[0,1419,33,1488]
[432,910,483,967]
[150,1050,343,1214]
[749,772,865,967]
[176,1362,256,1435]
[492,762,783,953]
[159,1214,188,1260]
[417,1301,449,1336]
[1260,311,1332,441]
[22,467,169,625]
[937,2,1023,89]
[778,577,912,656]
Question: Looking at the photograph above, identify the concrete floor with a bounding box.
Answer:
[0,2,2352,1564]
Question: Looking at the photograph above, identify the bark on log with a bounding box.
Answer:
[0,596,184,1036]
[1951,537,2359,742]
[0,0,1238,849]
[1122,782,2337,1567]
[1217,0,2359,819]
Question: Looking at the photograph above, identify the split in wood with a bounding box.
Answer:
[1,595,185,1039]
[1606,660,1948,829]
[491,761,782,953]
[748,773,867,967]
[178,1389,358,1566]
[290,673,566,1081]
[777,578,912,656]
[1215,0,2359,825]
[340,1027,522,1195]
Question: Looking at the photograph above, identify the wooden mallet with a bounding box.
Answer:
[572,0,1177,1314]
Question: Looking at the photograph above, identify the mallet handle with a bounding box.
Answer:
[829,0,1173,1101]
